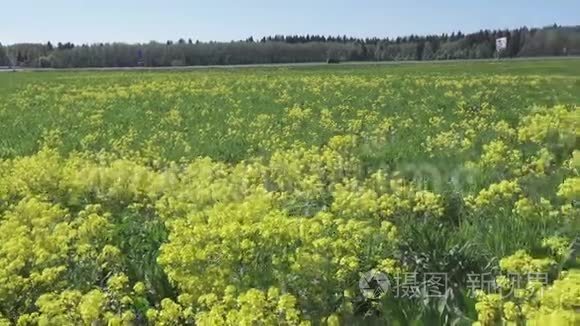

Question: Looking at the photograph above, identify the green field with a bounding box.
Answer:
[0,59,578,325]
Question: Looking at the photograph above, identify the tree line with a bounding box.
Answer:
[1,24,579,68]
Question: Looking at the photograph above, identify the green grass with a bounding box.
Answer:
[1,58,579,162]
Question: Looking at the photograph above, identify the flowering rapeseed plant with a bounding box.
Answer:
[0,64,578,324]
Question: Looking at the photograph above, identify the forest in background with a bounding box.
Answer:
[1,24,579,68]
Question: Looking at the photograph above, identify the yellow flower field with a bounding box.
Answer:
[0,60,578,325]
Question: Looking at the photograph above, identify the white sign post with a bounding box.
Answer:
[495,37,507,58]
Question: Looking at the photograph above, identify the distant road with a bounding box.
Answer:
[1,56,579,72]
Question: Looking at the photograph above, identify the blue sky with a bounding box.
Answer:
[3,0,579,44]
